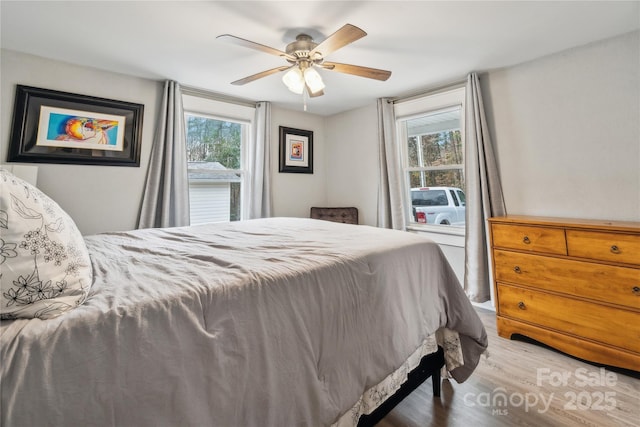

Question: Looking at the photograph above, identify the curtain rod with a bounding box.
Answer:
[391,77,467,105]
[180,84,257,109]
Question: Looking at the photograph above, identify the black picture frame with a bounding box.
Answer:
[7,85,144,167]
[279,126,313,174]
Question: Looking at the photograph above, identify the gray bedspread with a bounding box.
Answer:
[1,218,487,426]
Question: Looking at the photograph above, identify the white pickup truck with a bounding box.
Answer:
[411,187,466,225]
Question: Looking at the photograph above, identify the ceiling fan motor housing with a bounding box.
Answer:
[286,34,321,64]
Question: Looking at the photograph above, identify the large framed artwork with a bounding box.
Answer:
[279,126,313,174]
[8,85,144,166]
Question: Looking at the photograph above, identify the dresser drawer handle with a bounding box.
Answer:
[522,236,531,244]
[633,286,640,295]
[513,266,521,274]
[518,301,526,310]
[610,245,620,254]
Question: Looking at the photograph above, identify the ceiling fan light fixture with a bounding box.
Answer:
[282,67,305,94]
[303,67,325,95]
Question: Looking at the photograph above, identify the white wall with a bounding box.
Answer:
[3,29,637,237]
[0,50,330,234]
[481,30,640,222]
[325,103,379,226]
[270,106,327,218]
[1,49,162,235]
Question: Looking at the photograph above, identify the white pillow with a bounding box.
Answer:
[0,168,92,319]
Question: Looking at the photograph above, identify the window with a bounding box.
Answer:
[395,87,466,229]
[185,114,245,224]
[182,93,254,225]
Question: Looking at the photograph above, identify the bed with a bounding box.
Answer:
[0,170,487,426]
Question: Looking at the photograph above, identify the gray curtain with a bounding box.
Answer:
[246,101,272,219]
[377,98,406,230]
[464,73,506,302]
[138,80,190,229]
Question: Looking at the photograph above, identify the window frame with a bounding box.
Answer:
[394,86,466,237]
[182,93,254,224]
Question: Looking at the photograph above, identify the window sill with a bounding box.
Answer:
[406,224,466,247]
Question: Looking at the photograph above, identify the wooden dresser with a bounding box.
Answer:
[488,215,640,371]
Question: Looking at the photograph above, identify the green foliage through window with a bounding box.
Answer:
[186,115,241,168]
[408,129,464,189]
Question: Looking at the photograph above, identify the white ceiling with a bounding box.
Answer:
[1,1,639,116]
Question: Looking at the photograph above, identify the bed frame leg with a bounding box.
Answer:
[432,367,441,397]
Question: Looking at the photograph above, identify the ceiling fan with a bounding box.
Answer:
[217,24,392,98]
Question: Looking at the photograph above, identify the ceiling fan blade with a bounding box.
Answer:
[309,24,367,58]
[217,34,295,61]
[231,66,292,85]
[321,62,391,81]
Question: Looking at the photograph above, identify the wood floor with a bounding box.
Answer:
[378,308,640,427]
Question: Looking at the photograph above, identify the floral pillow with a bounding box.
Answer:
[0,168,93,320]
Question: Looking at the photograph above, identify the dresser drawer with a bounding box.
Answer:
[494,250,640,310]
[497,284,640,353]
[491,223,567,255]
[566,230,640,266]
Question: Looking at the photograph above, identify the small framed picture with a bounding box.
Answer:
[279,126,313,174]
[7,85,144,166]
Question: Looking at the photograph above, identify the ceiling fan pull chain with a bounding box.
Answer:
[303,89,308,111]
